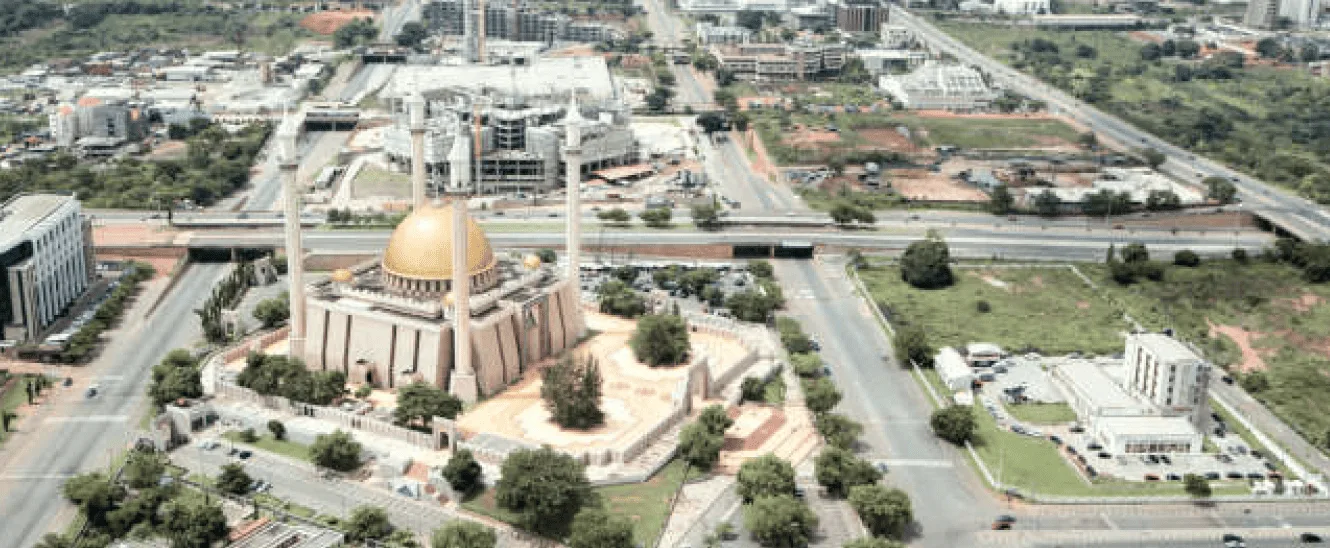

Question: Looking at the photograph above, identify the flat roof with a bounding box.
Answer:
[1132,333,1200,362]
[1057,360,1143,411]
[385,57,616,101]
[1096,415,1200,438]
[0,194,73,252]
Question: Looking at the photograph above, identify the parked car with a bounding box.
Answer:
[1049,435,1062,445]
[991,515,1017,530]
[1144,474,1160,481]
[1226,471,1245,479]
[1300,532,1323,543]
[1166,473,1181,481]
[1087,442,1103,451]
[1223,533,1246,548]
[1097,451,1112,459]
[1205,472,1221,480]
[238,450,253,460]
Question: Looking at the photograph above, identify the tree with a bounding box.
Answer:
[1184,473,1212,498]
[848,484,913,539]
[149,349,203,408]
[598,207,632,225]
[159,499,229,548]
[397,21,428,48]
[541,356,605,429]
[630,313,691,366]
[1033,190,1063,217]
[1255,37,1283,59]
[1173,250,1201,267]
[394,382,463,429]
[1241,371,1270,394]
[748,259,774,279]
[217,462,253,495]
[697,111,728,134]
[1204,176,1237,204]
[692,203,722,231]
[63,472,125,529]
[929,405,976,445]
[679,422,725,470]
[311,429,362,471]
[1140,42,1162,61]
[1146,189,1181,211]
[568,508,635,548]
[1121,242,1150,264]
[640,207,673,228]
[725,289,782,323]
[988,185,1014,215]
[736,10,766,31]
[803,378,842,415]
[252,295,290,329]
[741,377,767,403]
[122,450,166,489]
[537,248,558,264]
[1233,248,1250,264]
[744,495,818,548]
[843,538,906,548]
[893,325,933,368]
[432,521,497,548]
[33,534,73,548]
[345,506,394,544]
[597,280,646,317]
[1139,148,1167,169]
[441,448,484,496]
[815,413,864,450]
[737,454,796,502]
[1176,39,1200,58]
[240,427,259,442]
[815,446,882,498]
[268,419,286,440]
[899,236,953,289]
[496,447,595,538]
[830,201,875,226]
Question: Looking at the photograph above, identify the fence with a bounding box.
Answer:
[215,380,438,449]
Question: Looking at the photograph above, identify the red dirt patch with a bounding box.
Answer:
[857,127,920,153]
[1076,300,1091,310]
[300,10,376,35]
[1208,321,1269,373]
[1281,293,1324,313]
[891,175,988,202]
[1128,31,1164,44]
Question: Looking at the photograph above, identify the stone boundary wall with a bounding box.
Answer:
[214,378,438,449]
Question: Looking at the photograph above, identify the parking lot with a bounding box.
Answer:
[580,261,759,315]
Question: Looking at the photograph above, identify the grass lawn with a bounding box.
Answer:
[255,493,318,519]
[462,459,696,546]
[351,166,410,199]
[222,431,313,462]
[892,113,1082,150]
[858,264,1128,355]
[1004,402,1077,425]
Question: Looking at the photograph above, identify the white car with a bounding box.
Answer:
[195,439,220,451]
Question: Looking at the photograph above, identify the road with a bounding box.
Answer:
[378,0,420,43]
[891,7,1330,242]
[184,224,1275,262]
[244,131,349,212]
[779,258,998,547]
[0,263,233,548]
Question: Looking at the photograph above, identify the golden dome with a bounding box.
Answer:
[331,268,353,283]
[523,254,542,270]
[382,204,497,281]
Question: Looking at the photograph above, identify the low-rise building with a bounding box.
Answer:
[880,24,914,48]
[878,61,998,111]
[936,347,975,391]
[856,49,929,75]
[1037,167,1205,207]
[711,43,848,81]
[965,342,1003,366]
[0,194,95,343]
[994,0,1051,14]
[695,22,753,45]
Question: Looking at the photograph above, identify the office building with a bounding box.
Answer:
[1247,0,1321,27]
[836,0,887,32]
[0,194,95,343]
[710,43,848,81]
[993,0,1051,14]
[695,22,753,45]
[1125,333,1210,425]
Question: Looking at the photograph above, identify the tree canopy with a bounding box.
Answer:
[394,381,463,429]
[217,463,253,495]
[442,448,484,496]
[495,447,596,538]
[744,495,819,548]
[344,506,394,544]
[848,484,913,539]
[541,356,605,429]
[311,429,362,471]
[814,446,882,498]
[432,521,497,548]
[899,236,954,289]
[736,454,797,502]
[929,406,976,445]
[630,313,691,366]
[159,499,229,548]
[568,508,635,548]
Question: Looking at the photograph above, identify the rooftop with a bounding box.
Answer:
[1132,333,1201,363]
[0,194,75,252]
[1095,415,1201,438]
[384,57,616,101]
[1056,359,1145,412]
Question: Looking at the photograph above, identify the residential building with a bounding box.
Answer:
[935,347,975,391]
[676,0,789,14]
[1125,332,1210,425]
[1,194,95,343]
[878,61,998,111]
[994,0,1051,14]
[695,22,753,45]
[835,0,887,32]
[710,43,848,81]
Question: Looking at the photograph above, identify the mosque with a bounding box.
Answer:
[276,92,588,403]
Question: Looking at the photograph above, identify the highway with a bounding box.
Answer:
[890,7,1330,242]
[378,0,420,43]
[0,264,232,548]
[244,131,348,212]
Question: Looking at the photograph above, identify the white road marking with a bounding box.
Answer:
[45,415,129,424]
[875,459,954,468]
[1100,513,1120,530]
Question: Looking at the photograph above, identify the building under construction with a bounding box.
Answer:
[381,57,637,195]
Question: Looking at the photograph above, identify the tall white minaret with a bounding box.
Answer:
[278,114,306,361]
[407,92,428,209]
[563,92,583,299]
[448,100,481,403]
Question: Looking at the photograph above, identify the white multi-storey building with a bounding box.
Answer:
[1125,333,1211,425]
[994,0,1051,14]
[0,194,95,343]
[878,61,998,111]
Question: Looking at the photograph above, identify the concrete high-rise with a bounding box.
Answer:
[1125,333,1210,427]
[1246,0,1280,27]
[0,194,94,343]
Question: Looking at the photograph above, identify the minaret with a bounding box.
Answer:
[448,100,481,403]
[407,92,428,209]
[278,114,306,361]
[563,91,584,299]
